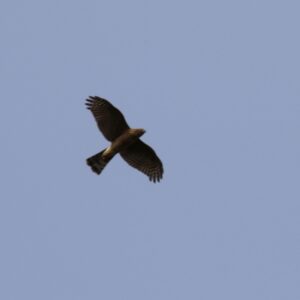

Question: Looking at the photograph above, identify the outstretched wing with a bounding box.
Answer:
[86,96,130,141]
[120,140,163,183]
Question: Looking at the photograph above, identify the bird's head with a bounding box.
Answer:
[130,128,146,138]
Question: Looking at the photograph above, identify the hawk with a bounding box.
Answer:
[85,96,163,182]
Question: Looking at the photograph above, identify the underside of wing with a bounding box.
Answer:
[86,96,130,141]
[120,139,163,183]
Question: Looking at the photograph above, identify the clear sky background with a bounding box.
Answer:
[1,1,299,299]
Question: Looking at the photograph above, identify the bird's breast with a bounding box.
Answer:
[109,130,138,155]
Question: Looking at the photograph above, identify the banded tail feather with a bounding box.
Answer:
[86,149,113,175]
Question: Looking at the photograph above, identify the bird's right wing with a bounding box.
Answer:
[120,139,163,183]
[86,96,130,141]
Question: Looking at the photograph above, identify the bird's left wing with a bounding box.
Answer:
[120,140,163,183]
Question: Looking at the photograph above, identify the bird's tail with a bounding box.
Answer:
[86,149,113,175]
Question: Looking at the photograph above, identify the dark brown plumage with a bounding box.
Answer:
[85,96,163,182]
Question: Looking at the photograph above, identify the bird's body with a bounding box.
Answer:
[85,96,163,182]
[102,128,145,159]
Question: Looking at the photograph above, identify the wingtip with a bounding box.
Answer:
[85,97,96,109]
[149,174,162,183]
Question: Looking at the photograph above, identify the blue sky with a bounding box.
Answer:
[1,0,299,299]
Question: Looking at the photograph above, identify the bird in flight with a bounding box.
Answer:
[85,96,163,182]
